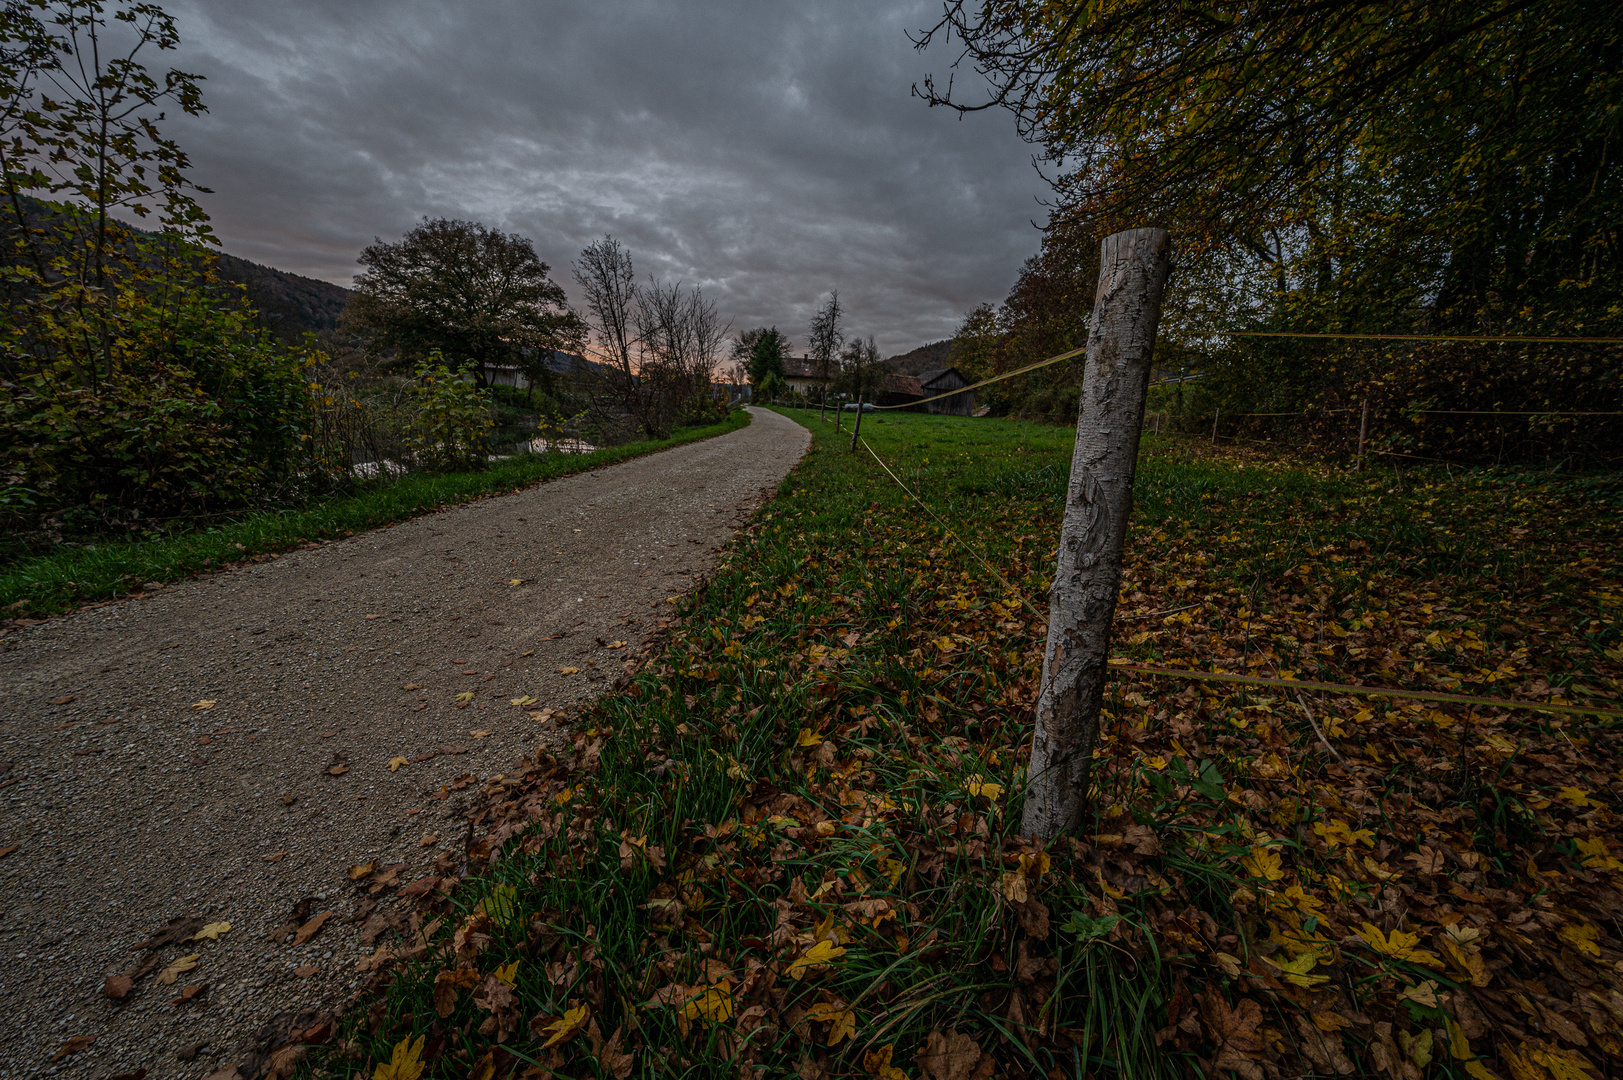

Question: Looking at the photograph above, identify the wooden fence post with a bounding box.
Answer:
[1356,397,1369,471]
[1021,227,1173,840]
[849,392,864,453]
[1211,407,1221,443]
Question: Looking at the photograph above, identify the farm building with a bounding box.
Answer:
[879,367,975,415]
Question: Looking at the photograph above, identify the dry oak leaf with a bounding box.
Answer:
[293,911,332,945]
[915,1029,989,1080]
[103,974,134,999]
[419,832,440,848]
[1202,995,1265,1080]
[387,757,409,772]
[192,700,215,710]
[50,1034,96,1061]
[372,1034,425,1080]
[598,1025,635,1080]
[158,954,200,986]
[191,921,231,941]
[803,1000,855,1046]
[348,862,375,880]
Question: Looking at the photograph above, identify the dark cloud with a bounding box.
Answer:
[165,0,1048,353]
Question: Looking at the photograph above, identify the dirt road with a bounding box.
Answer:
[0,407,809,1078]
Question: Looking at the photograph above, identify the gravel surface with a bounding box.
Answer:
[0,407,808,1079]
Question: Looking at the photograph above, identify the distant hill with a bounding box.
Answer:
[885,339,953,375]
[213,252,349,343]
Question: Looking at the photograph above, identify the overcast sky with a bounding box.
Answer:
[161,0,1049,356]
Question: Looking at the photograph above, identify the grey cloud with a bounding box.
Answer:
[165,0,1047,353]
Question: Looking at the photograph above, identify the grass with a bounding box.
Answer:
[317,408,1620,1080]
[0,408,750,621]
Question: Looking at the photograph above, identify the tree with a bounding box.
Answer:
[807,291,844,421]
[572,235,654,436]
[343,218,583,387]
[740,326,787,394]
[835,335,886,451]
[635,277,726,436]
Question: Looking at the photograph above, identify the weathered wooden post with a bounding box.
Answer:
[1356,397,1369,471]
[1211,407,1220,443]
[1021,228,1173,840]
[849,392,864,453]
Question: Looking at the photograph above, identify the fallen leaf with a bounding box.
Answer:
[420,832,440,848]
[559,667,580,675]
[915,1029,985,1080]
[50,695,77,706]
[192,700,215,710]
[103,974,134,999]
[607,640,627,649]
[1557,921,1601,958]
[387,757,409,772]
[327,764,349,776]
[402,683,422,691]
[804,1000,856,1045]
[469,729,492,739]
[1204,995,1265,1080]
[262,851,288,862]
[293,911,331,946]
[294,965,320,978]
[455,691,475,703]
[538,1004,591,1048]
[191,921,231,941]
[510,695,538,706]
[51,1034,95,1061]
[494,959,520,986]
[509,579,526,586]
[0,845,17,859]
[786,938,846,979]
[1358,923,1441,965]
[372,1034,426,1080]
[170,982,209,1005]
[158,953,200,985]
[348,862,376,880]
[280,794,296,805]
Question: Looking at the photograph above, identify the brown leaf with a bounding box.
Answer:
[434,967,482,1017]
[157,954,199,986]
[0,845,16,859]
[293,965,320,978]
[1202,994,1264,1080]
[50,695,76,705]
[348,861,375,880]
[51,1034,95,1061]
[201,1067,245,1080]
[132,915,204,950]
[103,974,134,999]
[599,1024,635,1080]
[327,764,349,776]
[262,851,288,862]
[916,1029,987,1080]
[170,982,209,1005]
[293,911,332,945]
[1293,1015,1356,1075]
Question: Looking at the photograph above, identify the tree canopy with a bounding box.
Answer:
[343,218,583,384]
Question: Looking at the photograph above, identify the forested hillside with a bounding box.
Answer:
[212,252,349,343]
[883,338,951,374]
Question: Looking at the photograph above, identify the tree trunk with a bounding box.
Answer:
[1020,227,1173,840]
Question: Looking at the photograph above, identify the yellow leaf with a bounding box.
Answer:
[1264,951,1329,987]
[1362,855,1402,881]
[786,938,846,979]
[864,1043,909,1080]
[1397,980,1440,1008]
[1313,819,1376,848]
[966,775,1003,801]
[538,1004,590,1048]
[191,921,231,941]
[494,960,519,987]
[373,1034,426,1080]
[607,640,627,649]
[1530,1046,1599,1080]
[1357,923,1440,965]
[797,729,823,748]
[933,636,956,653]
[805,1001,856,1045]
[560,667,580,675]
[387,756,409,771]
[508,579,526,586]
[510,695,538,706]
[192,700,216,710]
[1557,921,1601,958]
[1574,836,1623,871]
[555,786,574,805]
[455,691,475,702]
[679,981,734,1024]
[158,953,199,986]
[1242,846,1285,881]
[469,729,491,739]
[349,863,375,880]
[1557,786,1595,808]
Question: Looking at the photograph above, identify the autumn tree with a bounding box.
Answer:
[735,326,788,396]
[343,218,583,387]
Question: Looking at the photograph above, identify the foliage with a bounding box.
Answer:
[807,291,844,412]
[0,408,750,618]
[404,355,495,473]
[342,218,584,386]
[834,334,886,404]
[741,326,788,394]
[321,413,1621,1079]
[0,3,316,544]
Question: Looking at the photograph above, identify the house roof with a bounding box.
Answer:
[883,373,924,397]
[782,355,829,380]
[920,367,969,390]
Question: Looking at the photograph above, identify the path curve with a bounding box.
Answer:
[0,407,809,1078]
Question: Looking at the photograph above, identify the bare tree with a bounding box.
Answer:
[635,278,727,436]
[573,237,651,437]
[835,336,887,451]
[807,291,845,422]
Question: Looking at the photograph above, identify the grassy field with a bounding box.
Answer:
[323,408,1621,1080]
[0,409,750,622]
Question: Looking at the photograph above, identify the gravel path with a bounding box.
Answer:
[0,407,808,1079]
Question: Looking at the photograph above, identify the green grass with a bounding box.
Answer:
[321,408,1619,1079]
[0,409,750,620]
